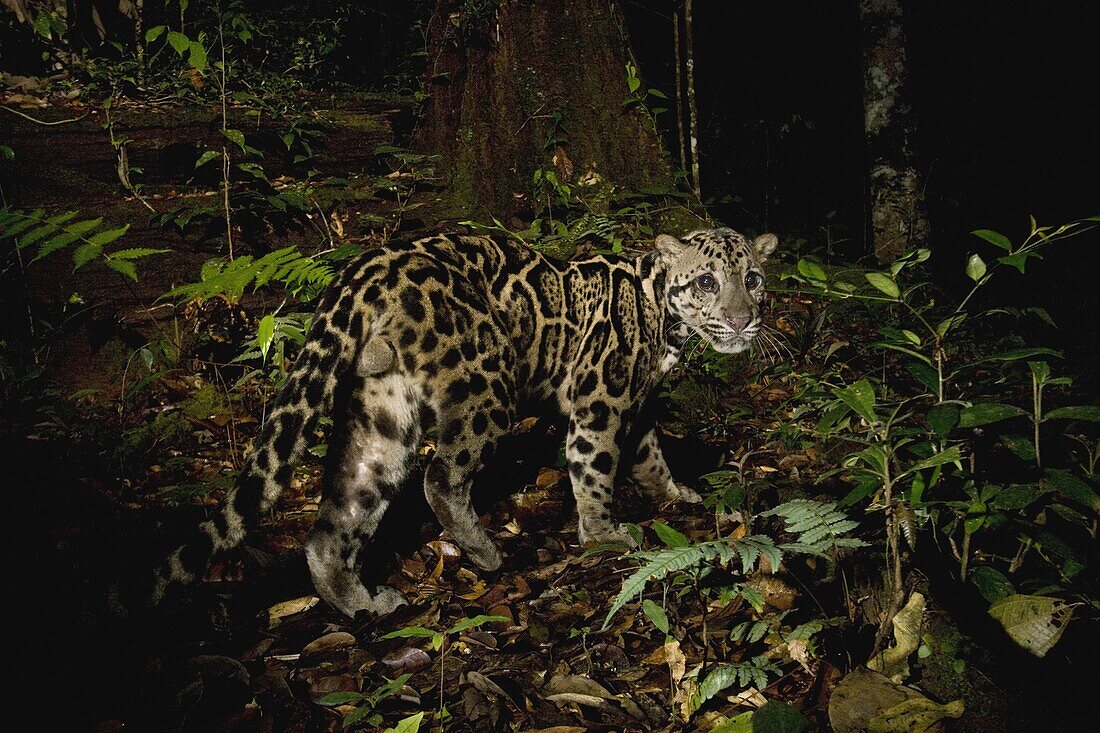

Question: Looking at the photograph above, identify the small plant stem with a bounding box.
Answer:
[959,530,971,582]
[1033,373,1043,469]
[672,8,687,172]
[875,460,906,655]
[217,4,233,259]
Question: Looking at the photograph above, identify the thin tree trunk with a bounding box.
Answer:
[684,0,701,199]
[672,7,687,173]
[859,0,929,262]
[134,0,145,87]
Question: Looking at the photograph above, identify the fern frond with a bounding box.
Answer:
[760,499,868,556]
[164,246,335,303]
[602,535,783,629]
[690,656,782,714]
[1,207,160,278]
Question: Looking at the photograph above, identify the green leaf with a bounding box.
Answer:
[907,362,939,393]
[386,712,424,733]
[796,258,827,283]
[1001,435,1037,462]
[381,626,437,640]
[447,614,509,634]
[957,403,1026,428]
[640,599,670,635]
[32,230,81,263]
[936,314,966,338]
[105,259,138,280]
[1044,406,1100,423]
[86,224,130,248]
[652,519,689,548]
[865,272,899,298]
[965,253,987,281]
[16,223,57,249]
[908,447,962,473]
[222,128,247,151]
[971,228,1012,251]
[108,247,169,261]
[991,483,1042,510]
[1028,360,1050,382]
[1042,469,1100,511]
[998,251,1038,274]
[167,30,191,55]
[970,566,1014,603]
[752,700,808,733]
[342,705,379,728]
[257,314,276,360]
[145,25,166,42]
[926,403,959,438]
[195,150,220,168]
[319,691,363,706]
[973,347,1062,364]
[711,711,755,733]
[188,41,207,72]
[72,241,104,269]
[988,595,1073,657]
[833,379,877,424]
[873,341,932,365]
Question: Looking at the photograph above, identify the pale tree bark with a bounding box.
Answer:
[684,0,701,199]
[859,0,929,262]
[672,6,687,173]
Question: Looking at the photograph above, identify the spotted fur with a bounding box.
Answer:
[153,228,778,616]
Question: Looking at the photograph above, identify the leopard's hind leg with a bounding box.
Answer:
[305,371,421,617]
[422,372,516,573]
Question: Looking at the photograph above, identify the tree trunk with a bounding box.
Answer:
[415,0,673,222]
[684,0,701,200]
[859,0,929,262]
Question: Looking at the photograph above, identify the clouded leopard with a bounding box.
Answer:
[153,228,778,616]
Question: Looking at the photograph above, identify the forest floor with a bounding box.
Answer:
[3,92,1096,733]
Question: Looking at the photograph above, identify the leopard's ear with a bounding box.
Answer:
[752,233,778,261]
[655,234,688,261]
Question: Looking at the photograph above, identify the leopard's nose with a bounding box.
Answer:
[726,315,751,332]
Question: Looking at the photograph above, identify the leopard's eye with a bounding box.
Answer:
[744,272,763,289]
[695,273,717,293]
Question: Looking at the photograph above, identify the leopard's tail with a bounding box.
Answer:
[149,292,363,606]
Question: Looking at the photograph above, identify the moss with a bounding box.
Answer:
[317,110,385,134]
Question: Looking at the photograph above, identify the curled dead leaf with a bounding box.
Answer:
[382,646,432,675]
[302,631,356,658]
[267,595,319,628]
[427,539,462,560]
[536,468,565,489]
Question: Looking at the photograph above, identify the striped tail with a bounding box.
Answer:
[151,295,357,605]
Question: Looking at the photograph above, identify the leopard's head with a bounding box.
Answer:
[656,227,778,354]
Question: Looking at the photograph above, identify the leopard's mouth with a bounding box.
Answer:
[709,331,755,354]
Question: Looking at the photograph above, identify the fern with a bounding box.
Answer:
[689,656,782,713]
[164,245,335,303]
[562,212,618,246]
[603,502,866,629]
[602,535,782,629]
[761,499,869,557]
[1,207,165,280]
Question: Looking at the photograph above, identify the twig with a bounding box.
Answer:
[0,106,90,125]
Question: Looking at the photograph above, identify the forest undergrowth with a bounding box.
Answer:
[2,3,1098,732]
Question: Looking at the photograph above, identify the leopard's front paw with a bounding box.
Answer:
[577,519,637,548]
[673,483,703,504]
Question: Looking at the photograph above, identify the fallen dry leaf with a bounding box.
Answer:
[267,595,319,628]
